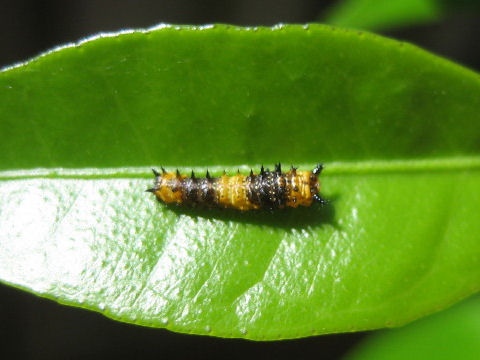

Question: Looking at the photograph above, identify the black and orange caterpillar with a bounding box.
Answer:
[147,164,324,211]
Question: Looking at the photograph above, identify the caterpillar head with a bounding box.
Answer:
[311,164,325,204]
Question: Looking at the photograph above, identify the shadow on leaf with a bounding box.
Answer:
[161,195,338,230]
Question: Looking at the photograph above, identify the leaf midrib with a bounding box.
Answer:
[0,156,479,180]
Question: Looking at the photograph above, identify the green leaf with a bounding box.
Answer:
[0,24,479,340]
[323,0,443,31]
[345,295,480,360]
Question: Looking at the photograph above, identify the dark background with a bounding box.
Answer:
[0,1,478,359]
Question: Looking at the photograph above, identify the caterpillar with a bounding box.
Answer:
[147,164,324,211]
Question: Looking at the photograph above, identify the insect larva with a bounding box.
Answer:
[147,163,324,211]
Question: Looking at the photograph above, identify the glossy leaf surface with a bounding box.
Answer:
[0,25,479,340]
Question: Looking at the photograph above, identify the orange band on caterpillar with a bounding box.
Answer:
[147,163,324,211]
